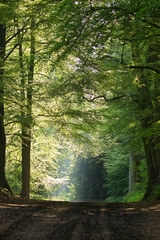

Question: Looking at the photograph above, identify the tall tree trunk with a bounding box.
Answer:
[0,23,12,192]
[20,18,35,198]
[138,44,160,200]
[141,87,160,199]
[130,8,160,197]
[21,128,31,198]
[142,136,160,199]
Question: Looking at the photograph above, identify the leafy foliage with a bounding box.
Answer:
[1,0,159,201]
[70,154,107,201]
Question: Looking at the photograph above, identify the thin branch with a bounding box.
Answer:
[6,19,29,44]
[128,65,160,74]
[4,43,19,60]
[83,95,125,102]
[90,6,160,29]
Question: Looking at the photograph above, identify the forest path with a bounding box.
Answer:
[0,199,160,240]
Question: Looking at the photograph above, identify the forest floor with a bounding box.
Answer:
[0,198,160,240]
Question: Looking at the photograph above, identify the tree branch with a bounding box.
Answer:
[6,20,29,45]
[128,65,160,74]
[4,43,19,60]
[83,95,125,102]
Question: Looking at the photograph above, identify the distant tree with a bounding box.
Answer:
[70,154,107,200]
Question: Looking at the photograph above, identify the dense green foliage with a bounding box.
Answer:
[70,154,107,201]
[0,0,159,201]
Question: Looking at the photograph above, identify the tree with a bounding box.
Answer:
[0,0,13,192]
[124,1,160,199]
[2,0,159,201]
[19,17,35,198]
[3,0,101,198]
[3,1,37,198]
[70,154,107,201]
[50,0,160,200]
[0,13,8,190]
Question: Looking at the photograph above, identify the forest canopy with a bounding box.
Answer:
[0,0,160,201]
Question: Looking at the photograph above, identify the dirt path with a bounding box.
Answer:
[0,199,160,240]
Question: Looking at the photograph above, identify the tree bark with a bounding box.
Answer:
[142,135,160,200]
[128,150,136,193]
[20,18,35,198]
[0,23,12,192]
[129,7,160,198]
[138,44,160,200]
[21,129,31,198]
